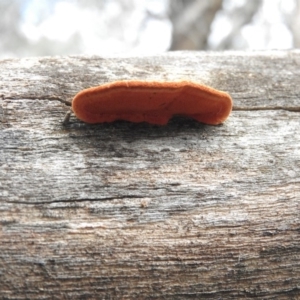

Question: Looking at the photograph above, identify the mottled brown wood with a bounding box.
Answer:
[0,50,300,299]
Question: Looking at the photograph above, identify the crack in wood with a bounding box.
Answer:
[233,106,300,112]
[2,96,300,112]
[5,195,145,205]
[2,95,72,106]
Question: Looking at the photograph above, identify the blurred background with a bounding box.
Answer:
[0,0,299,58]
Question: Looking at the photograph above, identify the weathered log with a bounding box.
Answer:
[0,50,300,299]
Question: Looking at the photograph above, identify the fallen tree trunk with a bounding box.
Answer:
[0,50,300,299]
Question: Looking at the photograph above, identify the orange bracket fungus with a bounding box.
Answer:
[71,80,232,125]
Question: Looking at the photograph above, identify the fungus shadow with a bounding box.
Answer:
[64,115,221,143]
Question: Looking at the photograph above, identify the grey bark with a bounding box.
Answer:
[170,0,223,50]
[214,0,262,50]
[291,0,300,48]
[0,50,300,299]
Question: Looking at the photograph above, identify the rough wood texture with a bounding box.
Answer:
[0,50,300,299]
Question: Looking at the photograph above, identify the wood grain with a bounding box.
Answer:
[0,50,300,299]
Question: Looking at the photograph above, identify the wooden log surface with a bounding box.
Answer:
[0,50,300,299]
